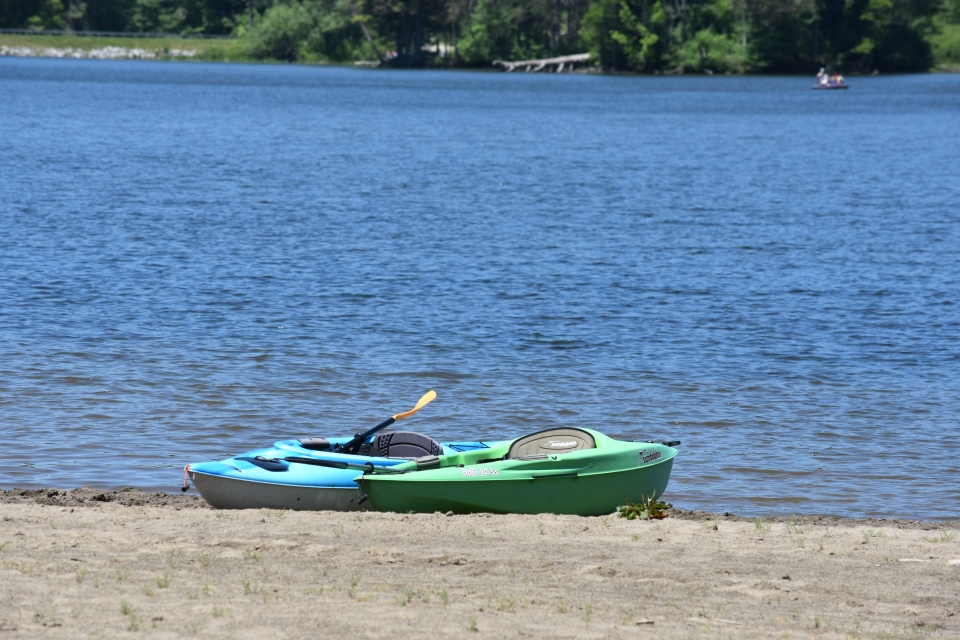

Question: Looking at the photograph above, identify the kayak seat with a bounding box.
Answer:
[505,428,596,460]
[373,431,443,459]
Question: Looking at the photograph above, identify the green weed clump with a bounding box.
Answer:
[923,531,956,543]
[617,497,671,520]
[120,601,140,631]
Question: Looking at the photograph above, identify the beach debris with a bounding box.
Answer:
[427,554,466,566]
[898,558,929,562]
[948,559,960,565]
[635,619,654,625]
[578,565,616,577]
[492,53,590,73]
[689,617,741,624]
[617,497,671,520]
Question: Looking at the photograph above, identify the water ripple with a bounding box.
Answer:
[1,60,958,519]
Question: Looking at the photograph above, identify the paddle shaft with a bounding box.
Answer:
[334,390,435,455]
[283,456,404,474]
[358,416,396,444]
[335,416,394,454]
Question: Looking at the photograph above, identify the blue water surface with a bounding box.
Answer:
[1,58,958,519]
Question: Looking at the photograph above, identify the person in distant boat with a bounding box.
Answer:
[816,68,827,84]
[833,73,844,85]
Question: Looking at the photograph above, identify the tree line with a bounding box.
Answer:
[2,0,959,71]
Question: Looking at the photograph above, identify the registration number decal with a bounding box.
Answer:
[461,468,499,477]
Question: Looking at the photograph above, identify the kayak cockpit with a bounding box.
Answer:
[505,427,596,458]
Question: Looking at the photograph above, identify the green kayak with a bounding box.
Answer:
[355,428,678,516]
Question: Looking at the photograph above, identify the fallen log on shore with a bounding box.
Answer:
[492,53,590,72]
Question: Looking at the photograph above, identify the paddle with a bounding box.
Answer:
[283,457,407,474]
[334,390,437,455]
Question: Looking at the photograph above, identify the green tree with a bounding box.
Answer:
[609,0,662,70]
[130,0,192,32]
[668,27,747,70]
[853,0,934,70]
[457,0,524,61]
[304,0,369,60]
[26,0,68,28]
[239,0,371,61]
[582,0,666,69]
[747,0,816,72]
[931,0,960,65]
[242,0,314,59]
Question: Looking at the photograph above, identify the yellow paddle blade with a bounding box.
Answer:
[392,390,436,421]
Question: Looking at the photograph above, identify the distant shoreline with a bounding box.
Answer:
[3,35,958,73]
[3,486,958,527]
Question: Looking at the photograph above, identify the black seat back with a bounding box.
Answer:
[372,431,443,459]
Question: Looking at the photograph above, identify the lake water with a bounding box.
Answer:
[1,57,958,519]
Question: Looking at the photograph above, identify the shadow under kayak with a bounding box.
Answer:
[356,428,679,516]
[187,435,498,511]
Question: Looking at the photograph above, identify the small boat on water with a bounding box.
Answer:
[812,68,848,90]
[355,427,679,516]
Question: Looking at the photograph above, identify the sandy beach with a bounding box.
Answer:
[1,488,958,638]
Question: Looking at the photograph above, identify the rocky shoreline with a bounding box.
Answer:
[0,44,199,59]
[3,487,957,529]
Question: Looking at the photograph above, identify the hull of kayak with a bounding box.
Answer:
[360,459,674,516]
[359,430,678,517]
[187,438,497,511]
[189,471,363,511]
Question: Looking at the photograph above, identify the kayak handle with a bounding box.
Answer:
[237,456,289,472]
[530,471,579,479]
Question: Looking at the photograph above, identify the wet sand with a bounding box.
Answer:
[1,488,959,638]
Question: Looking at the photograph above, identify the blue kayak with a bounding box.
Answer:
[187,433,498,511]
